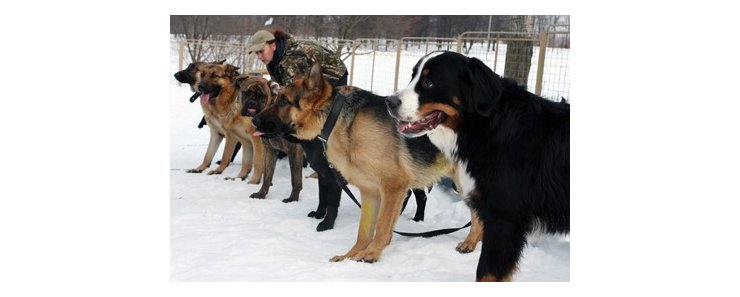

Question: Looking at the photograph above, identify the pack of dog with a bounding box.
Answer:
[174,51,569,281]
[174,61,265,183]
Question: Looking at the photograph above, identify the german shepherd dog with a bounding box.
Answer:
[387,51,569,281]
[237,76,304,202]
[174,60,241,164]
[254,63,453,262]
[190,63,265,184]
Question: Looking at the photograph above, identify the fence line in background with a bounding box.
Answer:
[173,31,570,100]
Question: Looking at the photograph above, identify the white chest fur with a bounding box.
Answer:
[428,126,476,199]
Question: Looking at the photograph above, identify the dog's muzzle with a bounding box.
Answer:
[386,95,401,110]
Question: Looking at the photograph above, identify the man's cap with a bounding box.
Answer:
[247,30,276,53]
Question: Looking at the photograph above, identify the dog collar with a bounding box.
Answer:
[189,92,201,103]
[318,92,347,143]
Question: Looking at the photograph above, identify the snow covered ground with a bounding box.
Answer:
[169,41,569,282]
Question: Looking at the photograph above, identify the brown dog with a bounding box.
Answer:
[236,76,304,202]
[255,63,455,263]
[189,63,265,184]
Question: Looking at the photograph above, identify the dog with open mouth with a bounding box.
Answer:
[253,63,456,262]
[236,76,304,202]
[387,51,569,281]
[174,60,243,161]
[188,63,265,184]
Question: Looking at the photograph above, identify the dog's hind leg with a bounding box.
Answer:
[315,177,341,232]
[331,188,379,262]
[188,127,223,173]
[411,188,427,222]
[250,147,277,199]
[246,134,265,184]
[281,144,304,203]
[239,139,254,180]
[456,208,483,253]
[208,135,237,175]
[229,138,251,180]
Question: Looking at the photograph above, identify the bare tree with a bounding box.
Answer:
[171,15,218,62]
[504,15,534,87]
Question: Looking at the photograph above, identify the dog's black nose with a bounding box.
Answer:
[386,95,401,110]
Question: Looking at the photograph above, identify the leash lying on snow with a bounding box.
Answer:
[318,92,471,238]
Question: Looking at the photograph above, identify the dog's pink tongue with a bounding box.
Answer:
[253,131,264,137]
[200,93,211,104]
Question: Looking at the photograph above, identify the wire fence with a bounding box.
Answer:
[173,30,570,100]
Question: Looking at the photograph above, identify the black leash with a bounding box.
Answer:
[317,92,470,238]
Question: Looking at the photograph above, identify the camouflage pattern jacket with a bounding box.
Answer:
[267,34,347,86]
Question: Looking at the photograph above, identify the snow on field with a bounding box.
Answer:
[169,40,569,281]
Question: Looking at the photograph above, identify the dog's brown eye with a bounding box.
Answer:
[421,77,434,89]
[280,96,288,106]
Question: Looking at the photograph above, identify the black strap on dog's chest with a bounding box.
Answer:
[317,92,470,238]
[318,92,347,143]
[316,92,361,208]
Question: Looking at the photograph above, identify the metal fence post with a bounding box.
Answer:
[535,32,547,96]
[394,38,403,92]
[350,40,357,87]
[178,40,185,86]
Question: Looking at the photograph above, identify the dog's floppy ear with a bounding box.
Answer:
[305,63,324,93]
[269,81,280,97]
[234,75,248,87]
[462,57,502,117]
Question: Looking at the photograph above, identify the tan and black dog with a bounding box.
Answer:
[254,63,454,262]
[189,63,265,184]
[236,76,304,202]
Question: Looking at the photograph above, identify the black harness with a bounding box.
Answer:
[317,92,471,238]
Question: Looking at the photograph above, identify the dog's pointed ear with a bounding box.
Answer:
[462,57,501,117]
[217,59,226,65]
[225,64,241,78]
[305,63,324,93]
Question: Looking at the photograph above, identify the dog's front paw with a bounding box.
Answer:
[350,249,381,263]
[455,240,477,254]
[250,192,266,199]
[207,169,224,175]
[329,255,347,262]
[316,220,334,232]
[186,168,204,173]
[247,176,261,184]
[281,197,299,203]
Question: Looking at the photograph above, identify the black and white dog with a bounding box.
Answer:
[387,51,569,281]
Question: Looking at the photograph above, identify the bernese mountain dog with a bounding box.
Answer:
[387,51,569,281]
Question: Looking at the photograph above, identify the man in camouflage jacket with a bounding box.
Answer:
[247,29,348,87]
